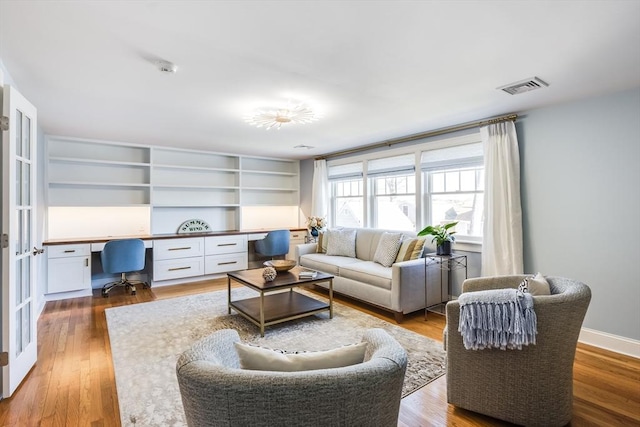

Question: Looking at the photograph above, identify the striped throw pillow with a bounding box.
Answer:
[316,231,328,253]
[395,238,426,262]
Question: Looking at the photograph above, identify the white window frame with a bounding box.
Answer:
[326,132,483,251]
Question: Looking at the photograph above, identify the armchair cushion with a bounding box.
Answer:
[234,341,367,372]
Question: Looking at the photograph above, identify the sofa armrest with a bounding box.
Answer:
[389,258,426,313]
[295,242,317,263]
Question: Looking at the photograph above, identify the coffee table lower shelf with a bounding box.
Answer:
[229,291,330,335]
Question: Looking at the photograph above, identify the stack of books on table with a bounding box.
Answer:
[299,270,317,279]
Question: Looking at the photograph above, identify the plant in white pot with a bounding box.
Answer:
[418,221,458,255]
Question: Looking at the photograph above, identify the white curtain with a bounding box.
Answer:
[311,159,329,218]
[481,121,524,276]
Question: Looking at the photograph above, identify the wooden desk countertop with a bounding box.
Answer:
[43,228,308,246]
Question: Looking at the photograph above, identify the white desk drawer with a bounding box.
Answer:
[154,237,204,260]
[48,244,91,258]
[153,257,204,281]
[205,253,248,274]
[289,231,306,243]
[205,235,247,255]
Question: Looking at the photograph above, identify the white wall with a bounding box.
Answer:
[518,87,640,341]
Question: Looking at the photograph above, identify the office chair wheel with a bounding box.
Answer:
[102,288,109,298]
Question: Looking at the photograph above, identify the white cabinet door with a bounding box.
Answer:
[48,256,91,293]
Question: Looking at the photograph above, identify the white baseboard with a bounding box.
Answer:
[579,327,640,359]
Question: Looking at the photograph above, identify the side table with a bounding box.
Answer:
[424,252,467,319]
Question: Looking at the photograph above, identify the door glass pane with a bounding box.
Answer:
[16,308,22,356]
[15,258,22,305]
[15,110,22,157]
[15,210,22,255]
[15,160,22,205]
[23,255,31,301]
[23,209,30,255]
[24,116,31,160]
[23,303,31,350]
[23,162,30,205]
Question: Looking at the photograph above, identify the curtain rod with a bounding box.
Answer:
[315,113,518,160]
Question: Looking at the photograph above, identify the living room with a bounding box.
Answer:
[0,1,639,426]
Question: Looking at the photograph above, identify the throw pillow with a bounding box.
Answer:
[316,231,328,254]
[528,272,551,295]
[372,232,403,267]
[395,237,426,262]
[234,341,367,372]
[518,272,551,296]
[325,229,356,257]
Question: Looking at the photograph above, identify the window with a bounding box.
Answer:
[368,154,415,231]
[422,142,484,241]
[328,162,363,228]
[371,174,416,231]
[332,179,363,227]
[326,135,484,244]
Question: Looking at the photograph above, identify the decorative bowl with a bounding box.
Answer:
[263,260,296,272]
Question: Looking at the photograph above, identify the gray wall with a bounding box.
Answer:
[518,88,640,340]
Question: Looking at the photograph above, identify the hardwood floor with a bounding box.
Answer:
[0,279,638,426]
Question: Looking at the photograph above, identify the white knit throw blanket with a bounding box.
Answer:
[458,288,537,350]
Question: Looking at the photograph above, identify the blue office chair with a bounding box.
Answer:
[254,230,290,259]
[101,238,148,297]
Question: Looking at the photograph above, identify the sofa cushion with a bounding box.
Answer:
[234,341,367,372]
[326,229,356,257]
[395,237,426,262]
[299,253,361,275]
[373,232,403,267]
[339,261,393,290]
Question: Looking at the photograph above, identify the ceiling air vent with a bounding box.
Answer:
[498,77,548,95]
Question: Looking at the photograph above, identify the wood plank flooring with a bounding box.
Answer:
[0,279,638,426]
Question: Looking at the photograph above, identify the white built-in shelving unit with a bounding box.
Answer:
[45,136,300,238]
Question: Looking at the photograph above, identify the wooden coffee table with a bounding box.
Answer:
[227,266,334,336]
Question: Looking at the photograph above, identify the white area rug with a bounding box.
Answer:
[106,288,446,427]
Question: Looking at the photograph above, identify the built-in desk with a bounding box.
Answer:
[43,228,307,301]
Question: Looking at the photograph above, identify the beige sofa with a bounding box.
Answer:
[296,228,444,322]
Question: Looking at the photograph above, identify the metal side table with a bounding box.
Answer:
[424,252,467,319]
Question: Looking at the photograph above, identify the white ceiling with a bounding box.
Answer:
[1,1,639,160]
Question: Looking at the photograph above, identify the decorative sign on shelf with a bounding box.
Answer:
[177,219,212,234]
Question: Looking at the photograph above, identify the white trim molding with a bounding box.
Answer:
[579,327,640,359]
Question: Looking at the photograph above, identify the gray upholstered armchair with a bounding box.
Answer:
[176,328,407,427]
[445,275,591,427]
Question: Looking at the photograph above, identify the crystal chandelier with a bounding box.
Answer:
[244,101,320,130]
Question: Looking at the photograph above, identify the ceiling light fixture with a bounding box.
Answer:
[293,144,315,149]
[244,101,320,130]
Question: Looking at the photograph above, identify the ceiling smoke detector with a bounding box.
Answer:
[498,77,548,95]
[156,60,177,74]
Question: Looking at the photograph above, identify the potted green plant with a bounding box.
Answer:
[418,221,458,255]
